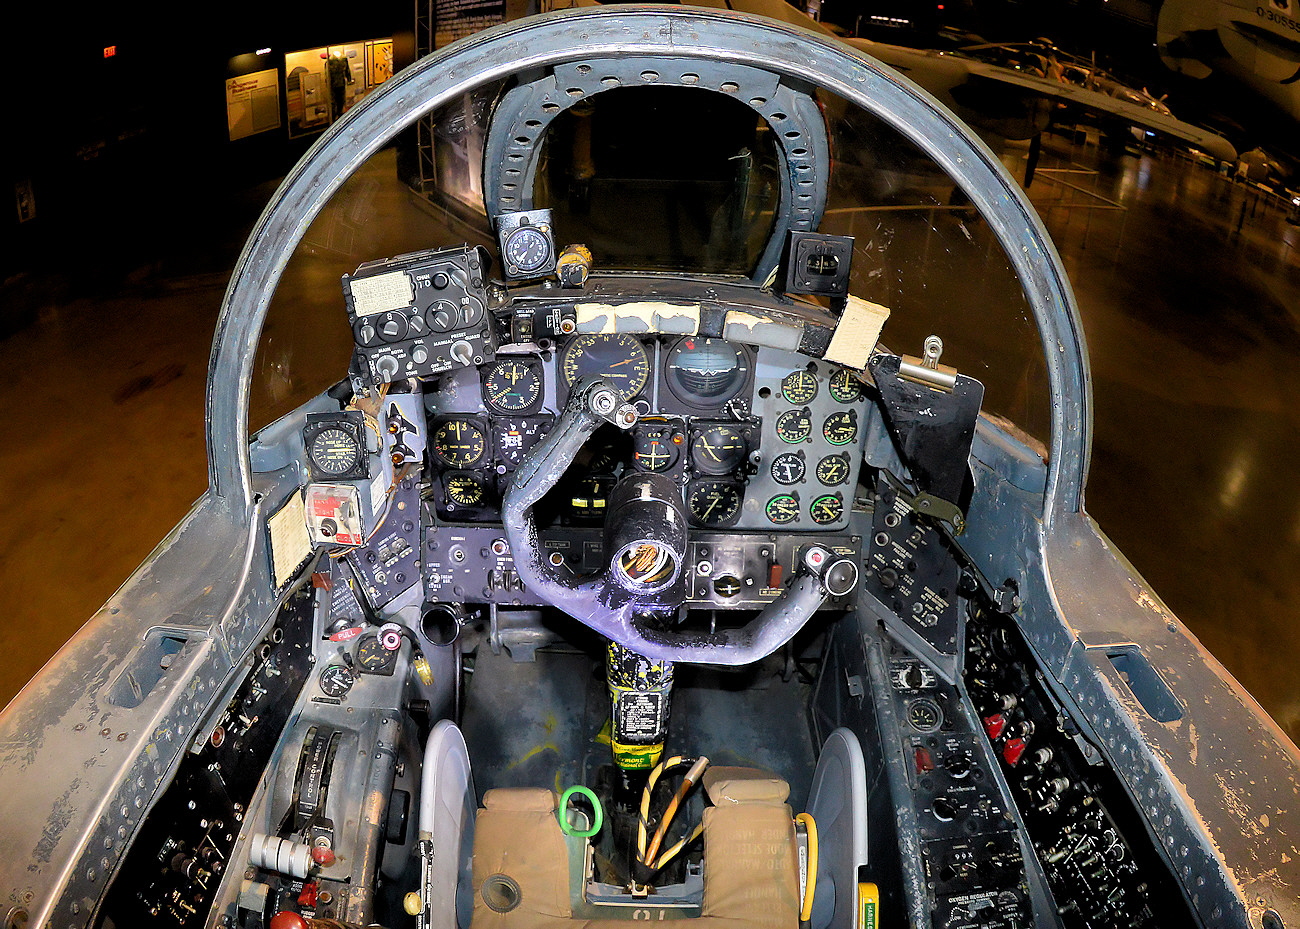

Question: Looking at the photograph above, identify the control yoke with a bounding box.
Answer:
[501,377,859,665]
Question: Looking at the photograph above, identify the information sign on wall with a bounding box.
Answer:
[226,68,282,142]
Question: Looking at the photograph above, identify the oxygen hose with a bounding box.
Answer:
[636,755,710,874]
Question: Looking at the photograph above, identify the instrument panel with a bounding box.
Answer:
[423,333,871,532]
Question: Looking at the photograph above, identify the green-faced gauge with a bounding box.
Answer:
[816,453,850,486]
[781,370,818,404]
[765,493,800,525]
[432,419,487,468]
[560,334,650,400]
[775,408,813,444]
[829,368,864,403]
[690,425,747,475]
[823,410,858,446]
[810,493,844,525]
[686,480,743,527]
[483,359,543,413]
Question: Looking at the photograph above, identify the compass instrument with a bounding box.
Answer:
[686,480,743,527]
[633,424,682,472]
[781,370,818,404]
[303,412,369,481]
[823,410,858,446]
[483,359,543,414]
[815,453,850,486]
[663,337,748,406]
[775,408,813,444]
[828,368,864,403]
[770,452,806,485]
[765,493,800,525]
[690,425,747,475]
[432,418,487,468]
[560,334,651,400]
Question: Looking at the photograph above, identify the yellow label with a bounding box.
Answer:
[612,741,663,771]
[858,882,879,929]
[413,655,434,686]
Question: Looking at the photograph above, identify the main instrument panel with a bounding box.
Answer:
[424,333,872,535]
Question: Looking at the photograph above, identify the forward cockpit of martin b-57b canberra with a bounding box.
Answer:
[4,8,1300,929]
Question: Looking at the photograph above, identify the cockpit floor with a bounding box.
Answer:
[459,641,817,808]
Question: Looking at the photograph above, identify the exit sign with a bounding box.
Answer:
[103,46,117,58]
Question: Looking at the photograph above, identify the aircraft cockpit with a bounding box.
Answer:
[2,9,1297,929]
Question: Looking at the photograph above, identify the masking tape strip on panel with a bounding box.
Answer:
[575,302,701,335]
[825,295,891,370]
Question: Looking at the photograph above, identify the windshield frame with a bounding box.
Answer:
[208,4,1091,527]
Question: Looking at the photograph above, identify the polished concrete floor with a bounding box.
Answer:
[3,136,1300,754]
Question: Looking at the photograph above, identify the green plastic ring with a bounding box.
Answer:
[558,785,603,838]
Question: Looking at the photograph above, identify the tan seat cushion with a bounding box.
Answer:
[470,773,800,928]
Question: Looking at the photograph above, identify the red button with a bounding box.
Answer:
[270,913,308,929]
[983,714,1006,739]
[312,846,337,866]
[1003,738,1027,766]
[914,747,934,774]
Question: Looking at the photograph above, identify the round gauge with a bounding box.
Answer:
[686,480,743,527]
[445,473,485,507]
[690,425,747,475]
[494,417,550,468]
[829,368,864,403]
[432,419,487,468]
[633,426,681,472]
[357,636,397,673]
[663,338,748,406]
[815,453,850,486]
[504,225,554,275]
[907,698,944,733]
[775,408,813,443]
[823,410,859,446]
[483,359,543,413]
[318,664,355,699]
[781,370,818,404]
[770,452,806,485]
[765,493,800,525]
[809,493,844,525]
[309,427,363,476]
[561,334,651,400]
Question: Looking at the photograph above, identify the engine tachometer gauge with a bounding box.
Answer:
[815,453,850,486]
[483,359,543,414]
[781,370,818,405]
[823,410,858,446]
[690,425,747,475]
[829,368,864,403]
[686,480,743,527]
[560,334,650,400]
[664,338,748,406]
[809,492,844,525]
[770,452,806,485]
[775,408,813,444]
[432,419,487,468]
[765,493,800,525]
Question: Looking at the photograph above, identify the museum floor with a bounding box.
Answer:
[3,135,1299,754]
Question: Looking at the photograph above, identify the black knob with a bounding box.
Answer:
[945,753,971,778]
[932,797,957,822]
